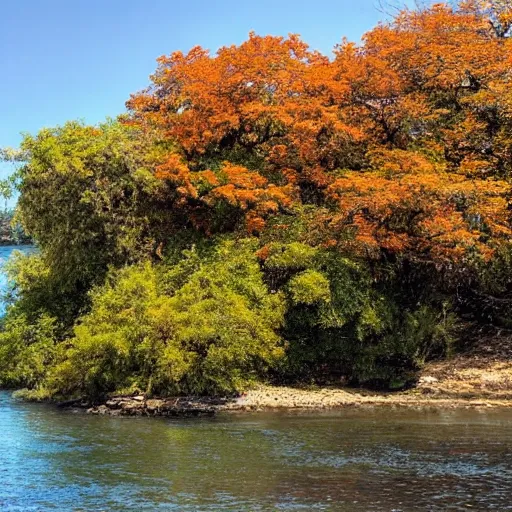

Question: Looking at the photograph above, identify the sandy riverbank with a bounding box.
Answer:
[83,380,512,417]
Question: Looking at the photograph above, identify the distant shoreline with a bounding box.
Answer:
[0,241,33,247]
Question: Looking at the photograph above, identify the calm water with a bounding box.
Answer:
[1,246,512,511]
[2,393,512,511]
[0,244,34,268]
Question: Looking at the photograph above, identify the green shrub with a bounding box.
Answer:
[0,313,57,389]
[4,251,83,331]
[287,270,331,305]
[14,120,168,315]
[266,246,456,388]
[346,302,457,389]
[45,239,286,399]
[265,242,318,270]
[0,236,457,397]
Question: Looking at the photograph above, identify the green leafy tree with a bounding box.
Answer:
[43,240,285,399]
[15,121,167,298]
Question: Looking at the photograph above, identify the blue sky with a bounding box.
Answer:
[1,0,413,153]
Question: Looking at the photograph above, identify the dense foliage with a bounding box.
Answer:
[1,1,511,399]
[0,209,31,246]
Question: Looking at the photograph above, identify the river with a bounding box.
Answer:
[1,246,512,511]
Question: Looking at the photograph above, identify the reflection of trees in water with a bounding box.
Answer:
[1,394,65,508]
[13,408,307,509]
[6,403,512,510]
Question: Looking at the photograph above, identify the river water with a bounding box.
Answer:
[1,246,512,511]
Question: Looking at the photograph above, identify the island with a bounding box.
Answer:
[1,0,511,414]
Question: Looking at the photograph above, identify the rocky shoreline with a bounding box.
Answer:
[78,395,227,417]
[70,382,512,417]
[51,336,512,417]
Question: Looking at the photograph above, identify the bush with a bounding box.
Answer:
[0,313,57,389]
[347,303,457,389]
[45,239,286,399]
[4,251,83,331]
[265,245,456,388]
[0,237,457,397]
[287,270,331,305]
[14,121,167,314]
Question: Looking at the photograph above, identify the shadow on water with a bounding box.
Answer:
[2,390,512,511]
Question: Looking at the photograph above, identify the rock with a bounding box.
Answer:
[121,400,139,411]
[56,398,83,408]
[146,399,163,412]
[419,376,439,385]
[420,387,438,395]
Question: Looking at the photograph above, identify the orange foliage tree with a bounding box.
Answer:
[127,1,511,270]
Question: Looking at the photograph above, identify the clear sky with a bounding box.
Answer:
[1,0,412,153]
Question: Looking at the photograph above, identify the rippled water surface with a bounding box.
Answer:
[2,391,512,511]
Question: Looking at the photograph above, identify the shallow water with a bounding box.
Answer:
[2,391,512,511]
[0,244,34,266]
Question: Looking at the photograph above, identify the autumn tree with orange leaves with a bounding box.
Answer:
[127,2,512,273]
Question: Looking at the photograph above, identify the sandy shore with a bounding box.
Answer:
[225,384,512,410]
[228,346,512,411]
[81,380,512,417]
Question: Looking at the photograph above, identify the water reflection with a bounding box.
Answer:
[2,392,512,511]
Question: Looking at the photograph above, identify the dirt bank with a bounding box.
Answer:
[83,376,512,416]
[82,384,512,417]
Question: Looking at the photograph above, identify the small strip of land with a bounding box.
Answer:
[83,383,512,417]
[81,331,512,416]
